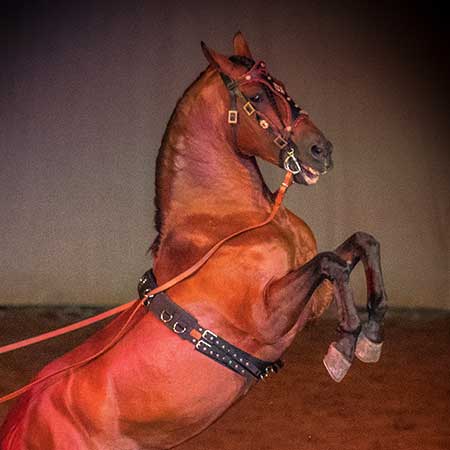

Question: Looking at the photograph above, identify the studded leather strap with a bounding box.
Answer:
[138,270,283,380]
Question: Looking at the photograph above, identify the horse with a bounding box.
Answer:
[0,32,387,450]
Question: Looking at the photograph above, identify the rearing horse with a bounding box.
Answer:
[0,33,387,450]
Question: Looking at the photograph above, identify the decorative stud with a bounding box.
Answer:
[245,74,252,81]
[273,82,285,94]
[259,119,269,129]
[228,110,238,124]
[243,102,256,116]
[274,135,288,149]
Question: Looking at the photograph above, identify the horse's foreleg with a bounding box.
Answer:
[334,232,388,363]
[264,251,361,382]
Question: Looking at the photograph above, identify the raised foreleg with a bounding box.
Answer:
[264,251,362,382]
[334,232,388,363]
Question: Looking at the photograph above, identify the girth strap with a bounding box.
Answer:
[138,270,283,380]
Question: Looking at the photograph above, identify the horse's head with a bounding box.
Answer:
[201,32,333,186]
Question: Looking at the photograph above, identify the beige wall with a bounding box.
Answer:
[1,1,448,309]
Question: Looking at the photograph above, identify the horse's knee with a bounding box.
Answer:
[316,251,349,282]
[352,231,379,249]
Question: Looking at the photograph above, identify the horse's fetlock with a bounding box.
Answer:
[337,322,361,337]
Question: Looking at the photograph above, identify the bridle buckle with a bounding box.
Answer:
[228,110,238,124]
[284,149,302,175]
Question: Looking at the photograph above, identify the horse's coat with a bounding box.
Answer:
[0,33,387,449]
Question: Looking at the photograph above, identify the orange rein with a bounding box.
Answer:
[0,171,293,404]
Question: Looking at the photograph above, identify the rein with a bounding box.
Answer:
[0,171,293,404]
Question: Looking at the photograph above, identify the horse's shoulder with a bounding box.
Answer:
[279,207,318,263]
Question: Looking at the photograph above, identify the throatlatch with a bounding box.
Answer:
[138,270,283,380]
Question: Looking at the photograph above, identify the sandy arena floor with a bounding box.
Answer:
[0,307,449,450]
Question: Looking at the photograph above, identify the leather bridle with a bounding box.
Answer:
[219,60,309,175]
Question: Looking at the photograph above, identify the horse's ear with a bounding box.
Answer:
[233,31,253,59]
[201,41,236,76]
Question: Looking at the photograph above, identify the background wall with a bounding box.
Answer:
[1,1,448,309]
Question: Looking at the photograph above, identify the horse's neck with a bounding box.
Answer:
[153,75,272,256]
[156,125,271,229]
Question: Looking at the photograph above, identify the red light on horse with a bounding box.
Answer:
[0,33,387,449]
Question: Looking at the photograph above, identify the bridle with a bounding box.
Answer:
[219,60,309,175]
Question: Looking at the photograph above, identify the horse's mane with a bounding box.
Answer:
[149,55,255,257]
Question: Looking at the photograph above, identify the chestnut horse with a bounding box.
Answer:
[0,33,387,449]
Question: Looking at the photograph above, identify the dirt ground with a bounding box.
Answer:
[0,307,449,450]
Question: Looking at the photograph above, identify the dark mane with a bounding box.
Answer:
[228,55,255,69]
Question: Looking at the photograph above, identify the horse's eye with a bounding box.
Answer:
[250,93,263,103]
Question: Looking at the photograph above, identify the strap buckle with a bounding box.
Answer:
[195,329,218,351]
[202,329,218,343]
[284,149,302,175]
[228,110,238,124]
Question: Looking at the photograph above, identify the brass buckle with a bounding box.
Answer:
[228,110,238,124]
[274,135,288,149]
[243,102,255,116]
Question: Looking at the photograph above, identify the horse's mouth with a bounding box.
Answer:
[297,163,321,185]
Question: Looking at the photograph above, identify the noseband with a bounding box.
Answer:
[219,60,308,175]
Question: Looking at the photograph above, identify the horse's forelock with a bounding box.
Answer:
[228,55,255,69]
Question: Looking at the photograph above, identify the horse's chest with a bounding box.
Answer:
[235,213,317,275]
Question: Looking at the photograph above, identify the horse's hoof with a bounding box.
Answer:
[355,331,383,363]
[323,343,352,383]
